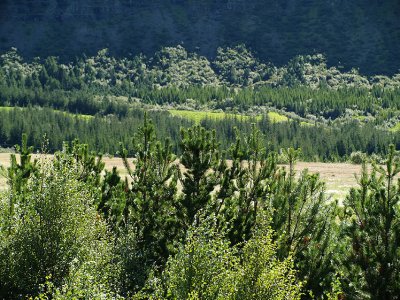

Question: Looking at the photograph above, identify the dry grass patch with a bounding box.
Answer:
[0,153,363,199]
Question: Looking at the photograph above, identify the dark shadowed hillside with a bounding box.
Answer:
[0,0,399,75]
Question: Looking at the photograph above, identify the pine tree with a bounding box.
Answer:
[178,125,221,228]
[118,114,179,293]
[57,139,105,187]
[4,134,38,232]
[99,166,128,229]
[342,144,400,299]
[216,125,280,245]
[271,147,339,298]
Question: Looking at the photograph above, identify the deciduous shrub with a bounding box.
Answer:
[140,216,302,300]
[0,156,118,298]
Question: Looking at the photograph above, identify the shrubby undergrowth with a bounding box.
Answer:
[137,217,302,300]
[0,138,118,298]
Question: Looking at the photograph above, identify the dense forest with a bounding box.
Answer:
[1,46,400,161]
[0,106,398,162]
[1,122,400,299]
[1,0,400,75]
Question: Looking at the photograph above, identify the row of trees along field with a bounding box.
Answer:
[1,120,400,299]
[0,106,398,161]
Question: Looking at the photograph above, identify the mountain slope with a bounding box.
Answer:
[1,0,399,75]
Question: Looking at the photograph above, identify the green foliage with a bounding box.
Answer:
[0,152,116,298]
[1,1,400,75]
[142,216,302,300]
[270,147,340,298]
[149,218,238,300]
[116,114,179,294]
[216,125,278,244]
[33,272,124,300]
[3,120,400,299]
[60,139,105,186]
[1,134,39,236]
[213,44,271,86]
[349,151,366,164]
[6,133,38,195]
[1,47,400,161]
[217,144,340,298]
[1,105,399,162]
[2,46,400,119]
[178,125,221,228]
[99,166,127,229]
[0,106,193,155]
[152,46,219,87]
[342,145,400,299]
[232,216,302,300]
[323,273,344,300]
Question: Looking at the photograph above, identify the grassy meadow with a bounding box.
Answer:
[0,106,94,120]
[168,109,289,123]
[0,152,360,199]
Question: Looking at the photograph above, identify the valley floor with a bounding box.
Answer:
[0,153,361,199]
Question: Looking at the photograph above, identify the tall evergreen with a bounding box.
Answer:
[342,145,400,299]
[117,114,179,294]
[178,125,221,228]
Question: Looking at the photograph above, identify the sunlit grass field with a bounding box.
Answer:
[390,122,400,132]
[169,109,288,123]
[0,106,94,120]
[0,107,14,112]
[267,111,288,122]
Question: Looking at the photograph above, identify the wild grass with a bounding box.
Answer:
[267,111,288,123]
[169,109,258,123]
[0,106,94,120]
[60,111,94,121]
[169,109,289,123]
[390,122,400,132]
[300,121,314,127]
[0,106,16,112]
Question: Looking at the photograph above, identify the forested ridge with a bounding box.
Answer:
[1,46,400,161]
[1,0,400,75]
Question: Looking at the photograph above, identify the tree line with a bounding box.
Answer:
[2,45,400,162]
[0,106,399,161]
